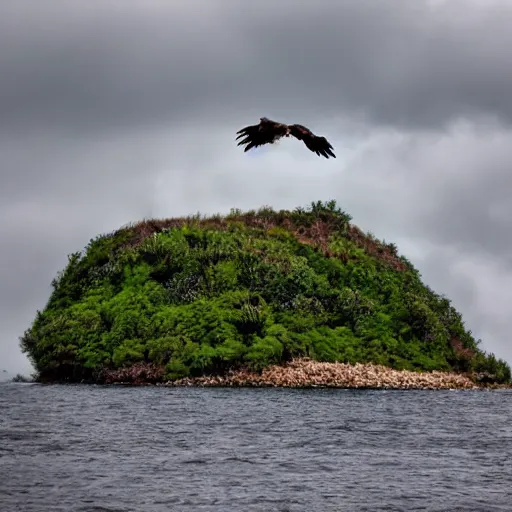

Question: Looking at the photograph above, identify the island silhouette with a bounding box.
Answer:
[20,200,511,388]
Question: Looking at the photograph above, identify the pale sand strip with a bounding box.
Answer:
[165,358,483,390]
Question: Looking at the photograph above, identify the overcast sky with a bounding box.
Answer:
[2,0,512,377]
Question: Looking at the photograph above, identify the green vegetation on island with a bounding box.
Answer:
[20,200,511,385]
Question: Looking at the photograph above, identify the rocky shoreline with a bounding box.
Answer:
[166,359,484,389]
[103,359,509,389]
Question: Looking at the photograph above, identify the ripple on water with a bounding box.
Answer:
[0,383,511,512]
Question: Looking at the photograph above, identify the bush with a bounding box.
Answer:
[20,201,511,384]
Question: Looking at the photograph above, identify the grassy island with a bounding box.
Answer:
[20,200,511,388]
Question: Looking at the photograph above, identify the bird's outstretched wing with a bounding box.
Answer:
[236,118,336,158]
[236,118,289,152]
[288,124,336,159]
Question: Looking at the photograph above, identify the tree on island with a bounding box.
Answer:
[19,200,511,385]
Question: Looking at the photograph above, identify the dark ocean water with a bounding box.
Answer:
[1,384,511,512]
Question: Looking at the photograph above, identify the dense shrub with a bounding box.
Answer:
[20,200,511,384]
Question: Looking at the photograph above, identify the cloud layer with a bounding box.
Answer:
[2,0,512,373]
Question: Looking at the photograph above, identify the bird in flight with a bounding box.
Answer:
[236,117,336,159]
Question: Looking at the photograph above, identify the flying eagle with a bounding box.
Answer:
[236,117,336,159]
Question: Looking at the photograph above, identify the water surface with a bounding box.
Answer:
[1,383,511,511]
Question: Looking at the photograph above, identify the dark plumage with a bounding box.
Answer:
[236,117,336,159]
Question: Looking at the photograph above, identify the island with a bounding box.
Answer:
[20,201,511,389]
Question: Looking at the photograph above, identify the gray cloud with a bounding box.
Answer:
[2,0,512,135]
[1,0,512,374]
